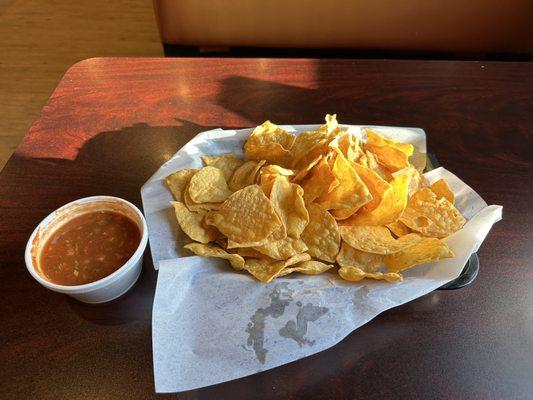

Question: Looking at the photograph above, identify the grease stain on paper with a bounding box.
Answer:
[279,303,329,346]
[245,282,294,364]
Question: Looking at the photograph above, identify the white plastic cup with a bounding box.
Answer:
[25,196,148,303]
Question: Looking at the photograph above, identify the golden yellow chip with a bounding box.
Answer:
[171,201,218,244]
[260,164,295,179]
[428,178,455,204]
[290,116,338,169]
[188,166,232,204]
[266,221,288,241]
[392,166,425,196]
[385,237,454,272]
[291,155,322,184]
[336,241,384,272]
[201,153,244,182]
[270,176,309,238]
[257,165,296,197]
[346,172,410,226]
[322,114,341,137]
[227,218,288,249]
[400,188,465,238]
[184,242,245,270]
[229,160,266,192]
[328,131,361,162]
[338,265,402,282]
[301,203,341,262]
[293,140,330,170]
[246,121,295,151]
[339,225,422,255]
[234,247,268,258]
[205,184,282,246]
[183,187,221,212]
[365,128,414,157]
[253,237,308,260]
[356,152,369,168]
[258,175,276,197]
[330,208,360,221]
[350,162,390,213]
[277,260,333,277]
[316,151,372,213]
[386,221,411,237]
[244,253,311,283]
[266,164,295,175]
[165,168,198,202]
[244,121,295,167]
[300,157,339,204]
[364,144,410,172]
[364,150,392,181]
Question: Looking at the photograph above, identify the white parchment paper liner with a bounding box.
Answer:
[140,125,502,393]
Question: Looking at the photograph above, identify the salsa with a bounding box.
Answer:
[40,211,141,286]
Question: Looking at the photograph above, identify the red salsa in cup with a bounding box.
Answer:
[40,211,141,286]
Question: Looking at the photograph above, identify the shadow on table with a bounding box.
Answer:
[11,119,218,218]
[69,118,219,192]
[215,74,392,126]
[65,253,158,326]
[14,119,217,326]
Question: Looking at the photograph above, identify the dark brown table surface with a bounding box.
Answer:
[1,58,532,400]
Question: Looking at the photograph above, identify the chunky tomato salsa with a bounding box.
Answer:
[40,211,141,286]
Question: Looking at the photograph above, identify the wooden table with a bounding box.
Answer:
[1,58,531,399]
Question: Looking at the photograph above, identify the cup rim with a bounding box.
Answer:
[24,196,148,294]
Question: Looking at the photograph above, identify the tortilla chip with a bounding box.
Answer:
[229,160,266,192]
[428,178,455,204]
[301,203,341,262]
[364,150,392,181]
[330,131,364,163]
[257,165,295,197]
[338,265,403,282]
[392,166,425,196]
[385,237,454,272]
[346,172,410,226]
[184,242,245,270]
[270,176,309,238]
[277,260,334,277]
[336,241,384,272]
[188,166,232,203]
[386,221,412,237]
[322,114,342,137]
[171,201,218,244]
[205,185,282,245]
[300,157,339,204]
[244,253,311,283]
[183,187,221,212]
[165,168,198,202]
[201,153,245,182]
[253,237,308,260]
[316,150,372,214]
[365,128,414,157]
[364,144,410,172]
[330,208,361,221]
[350,162,390,213]
[400,188,465,238]
[244,121,295,167]
[291,116,338,169]
[339,225,422,255]
[232,247,266,258]
[291,155,322,184]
